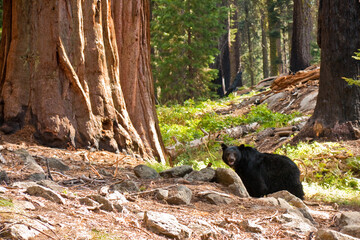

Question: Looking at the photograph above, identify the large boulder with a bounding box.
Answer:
[166,185,192,205]
[134,164,160,179]
[215,168,249,197]
[184,167,215,182]
[160,165,193,178]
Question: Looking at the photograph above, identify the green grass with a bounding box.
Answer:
[276,141,360,204]
[304,182,360,206]
[0,198,13,207]
[91,229,123,240]
[158,97,301,146]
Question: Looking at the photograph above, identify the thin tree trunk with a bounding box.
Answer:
[214,0,231,96]
[244,2,255,86]
[267,0,279,76]
[229,2,242,84]
[261,14,269,79]
[0,0,164,162]
[276,36,283,74]
[290,0,312,73]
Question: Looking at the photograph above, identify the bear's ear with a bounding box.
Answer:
[221,143,228,150]
[238,144,245,150]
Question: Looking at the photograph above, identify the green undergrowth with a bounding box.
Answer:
[276,142,360,205]
[304,182,360,206]
[156,96,360,206]
[91,229,122,240]
[0,198,13,207]
[157,95,301,146]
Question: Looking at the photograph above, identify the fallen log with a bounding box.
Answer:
[165,123,259,160]
[271,66,320,92]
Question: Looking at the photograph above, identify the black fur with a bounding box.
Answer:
[221,144,304,199]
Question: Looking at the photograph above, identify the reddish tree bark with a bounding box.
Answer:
[0,0,166,163]
[112,1,166,163]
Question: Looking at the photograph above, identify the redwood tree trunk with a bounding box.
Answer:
[290,0,312,73]
[0,0,166,163]
[112,1,166,163]
[295,0,360,141]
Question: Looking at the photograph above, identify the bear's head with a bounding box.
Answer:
[221,143,245,167]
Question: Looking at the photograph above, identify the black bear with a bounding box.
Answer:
[221,143,304,199]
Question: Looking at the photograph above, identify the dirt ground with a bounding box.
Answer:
[1,127,359,239]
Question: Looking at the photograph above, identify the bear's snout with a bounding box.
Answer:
[226,153,236,166]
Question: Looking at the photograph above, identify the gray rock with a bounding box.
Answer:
[336,211,360,228]
[28,173,46,181]
[0,185,6,193]
[198,191,233,205]
[0,223,41,240]
[113,203,128,213]
[188,219,219,239]
[134,164,160,179]
[259,196,279,206]
[0,170,9,183]
[160,165,193,178]
[316,229,359,240]
[13,200,36,210]
[0,152,6,164]
[110,180,139,193]
[341,225,360,238]
[75,230,92,240]
[98,168,112,177]
[14,149,44,173]
[215,168,249,197]
[299,91,318,113]
[26,185,65,204]
[263,92,287,110]
[268,191,316,225]
[240,220,264,234]
[167,185,192,205]
[89,195,114,212]
[0,218,53,240]
[156,189,169,200]
[12,181,39,189]
[215,168,242,186]
[268,191,306,208]
[79,197,99,207]
[184,167,215,182]
[43,157,70,172]
[144,211,192,239]
[37,179,65,193]
[256,128,275,142]
[228,182,250,197]
[107,191,129,204]
[276,211,317,234]
[99,185,110,196]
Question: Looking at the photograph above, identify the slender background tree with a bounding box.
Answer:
[290,0,312,72]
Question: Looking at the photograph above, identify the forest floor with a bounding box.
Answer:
[1,68,360,239]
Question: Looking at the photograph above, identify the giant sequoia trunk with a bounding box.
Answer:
[295,0,360,141]
[0,0,166,163]
[112,1,166,163]
[290,0,312,73]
